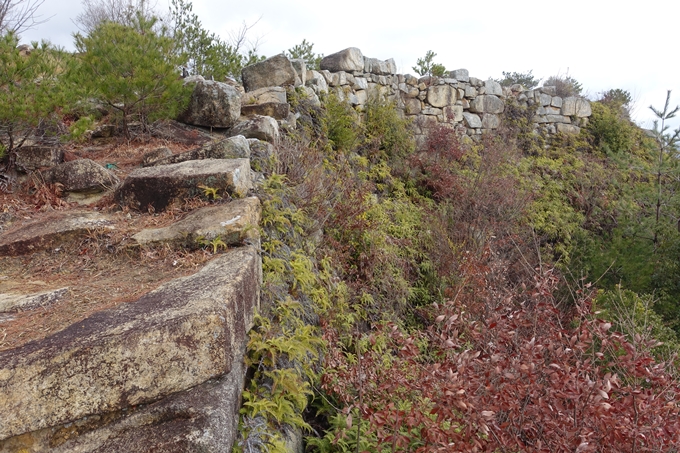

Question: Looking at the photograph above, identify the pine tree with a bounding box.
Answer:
[72,14,188,138]
[0,33,65,165]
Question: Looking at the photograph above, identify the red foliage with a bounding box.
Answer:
[320,251,680,452]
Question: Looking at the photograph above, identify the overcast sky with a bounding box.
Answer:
[19,0,680,130]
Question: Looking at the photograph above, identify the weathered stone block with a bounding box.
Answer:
[132,197,260,248]
[117,159,252,211]
[556,123,581,134]
[484,79,502,96]
[41,159,119,193]
[320,48,364,72]
[470,95,504,114]
[0,247,260,441]
[147,136,251,167]
[15,146,63,172]
[450,69,469,82]
[231,115,279,143]
[443,105,464,123]
[0,211,114,256]
[427,85,457,108]
[177,79,241,128]
[242,54,297,92]
[463,112,482,128]
[482,114,501,129]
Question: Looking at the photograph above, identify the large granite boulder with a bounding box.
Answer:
[145,136,251,167]
[0,247,260,443]
[132,197,261,248]
[242,54,297,92]
[41,159,119,193]
[427,85,457,108]
[116,159,252,212]
[241,87,290,119]
[469,95,505,114]
[177,78,241,128]
[14,146,63,172]
[561,97,592,117]
[0,211,114,257]
[320,47,364,73]
[230,116,279,143]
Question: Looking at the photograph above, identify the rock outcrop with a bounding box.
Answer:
[178,78,242,128]
[116,158,252,211]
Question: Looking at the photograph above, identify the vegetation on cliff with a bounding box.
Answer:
[1,1,680,450]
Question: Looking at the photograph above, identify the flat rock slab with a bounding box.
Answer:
[132,197,260,248]
[145,136,251,167]
[0,287,69,313]
[0,211,115,256]
[116,158,252,212]
[0,246,260,441]
[0,346,247,453]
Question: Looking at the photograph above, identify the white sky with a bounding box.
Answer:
[19,0,680,130]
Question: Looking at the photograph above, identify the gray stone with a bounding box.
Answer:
[462,112,482,128]
[469,77,483,87]
[404,74,419,86]
[330,71,349,87]
[470,95,504,114]
[132,197,260,248]
[545,106,562,115]
[242,87,287,105]
[320,48,364,72]
[142,147,173,166]
[422,107,443,116]
[241,102,290,120]
[7,358,248,453]
[539,93,552,106]
[0,247,260,442]
[117,159,252,212]
[306,71,329,93]
[0,211,114,256]
[242,54,297,92]
[148,136,251,167]
[443,105,464,123]
[149,120,213,146]
[482,114,501,129]
[353,77,369,90]
[177,80,241,128]
[41,159,119,193]
[556,123,581,134]
[230,115,279,143]
[290,59,307,86]
[14,146,63,172]
[551,96,563,108]
[484,80,503,96]
[0,288,69,313]
[427,84,457,108]
[450,69,469,82]
[545,114,571,123]
[575,98,592,117]
[464,86,477,98]
[404,98,421,115]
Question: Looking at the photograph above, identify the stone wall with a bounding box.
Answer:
[242,47,592,147]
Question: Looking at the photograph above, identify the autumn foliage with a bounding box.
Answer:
[318,250,680,452]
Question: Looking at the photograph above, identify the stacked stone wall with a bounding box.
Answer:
[276,47,592,146]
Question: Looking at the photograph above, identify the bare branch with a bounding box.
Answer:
[0,0,50,35]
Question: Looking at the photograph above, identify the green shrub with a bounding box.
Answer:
[497,69,540,88]
[323,92,360,152]
[0,34,66,161]
[586,102,636,154]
